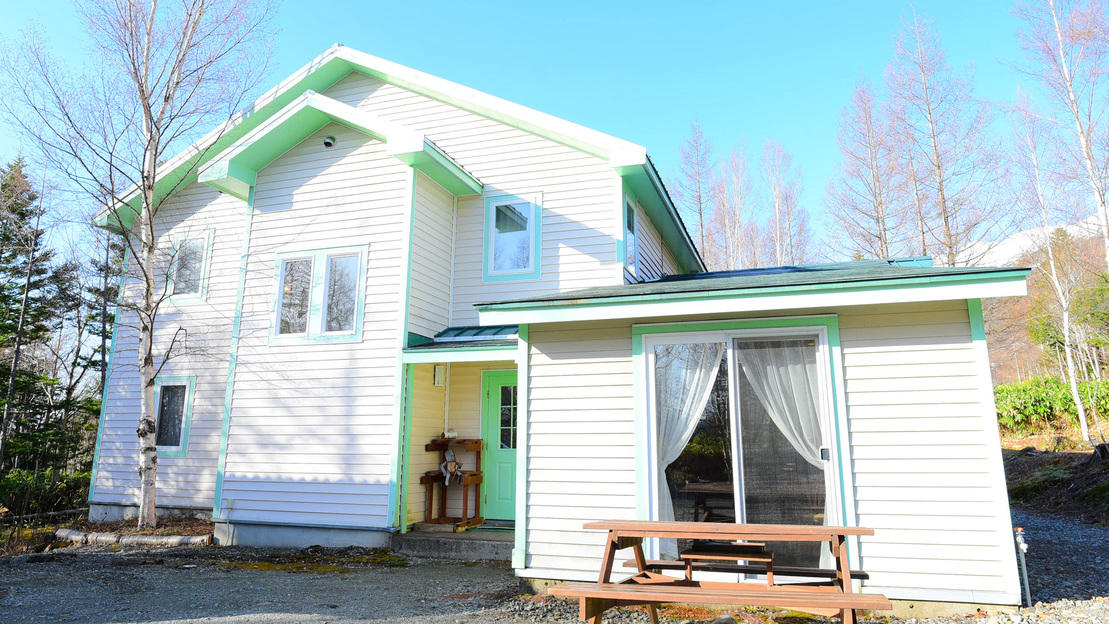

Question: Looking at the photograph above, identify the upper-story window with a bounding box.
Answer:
[625,197,638,278]
[484,193,542,282]
[169,230,212,300]
[272,244,368,344]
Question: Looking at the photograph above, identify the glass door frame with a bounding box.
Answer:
[635,315,856,566]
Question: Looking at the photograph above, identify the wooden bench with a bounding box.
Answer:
[547,520,890,624]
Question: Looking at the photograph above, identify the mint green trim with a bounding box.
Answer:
[616,162,704,273]
[512,325,529,568]
[402,347,519,364]
[153,376,196,458]
[968,298,986,341]
[393,140,483,195]
[482,368,519,522]
[481,271,1031,314]
[632,315,855,533]
[213,194,256,518]
[407,332,434,346]
[623,191,638,280]
[167,229,214,304]
[398,364,415,532]
[483,193,543,282]
[268,244,368,345]
[617,182,629,269]
[88,245,130,502]
[389,166,418,529]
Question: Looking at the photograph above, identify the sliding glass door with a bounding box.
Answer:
[648,328,836,568]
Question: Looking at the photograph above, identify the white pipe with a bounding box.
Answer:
[443,362,452,432]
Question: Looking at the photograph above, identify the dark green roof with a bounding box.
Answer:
[475,258,1030,309]
[404,325,518,352]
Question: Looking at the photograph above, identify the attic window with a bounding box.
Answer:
[625,198,638,278]
[484,193,542,282]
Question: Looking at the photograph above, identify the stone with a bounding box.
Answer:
[709,616,737,624]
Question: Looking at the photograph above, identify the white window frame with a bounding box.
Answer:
[168,230,213,302]
[641,324,843,562]
[483,192,542,281]
[624,194,638,279]
[270,244,368,344]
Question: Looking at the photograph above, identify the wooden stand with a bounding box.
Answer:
[420,438,483,531]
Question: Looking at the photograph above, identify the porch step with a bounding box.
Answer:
[390,529,513,561]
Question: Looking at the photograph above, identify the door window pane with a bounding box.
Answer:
[156,385,187,448]
[492,201,533,273]
[173,238,204,295]
[735,338,826,567]
[499,385,517,449]
[279,258,312,334]
[324,254,359,333]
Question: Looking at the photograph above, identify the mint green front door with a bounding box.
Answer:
[482,370,518,522]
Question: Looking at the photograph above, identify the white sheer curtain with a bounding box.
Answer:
[654,342,724,559]
[735,339,834,568]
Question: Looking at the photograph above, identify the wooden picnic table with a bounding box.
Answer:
[548,520,890,624]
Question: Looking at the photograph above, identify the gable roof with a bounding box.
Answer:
[95,45,704,272]
[474,257,1031,324]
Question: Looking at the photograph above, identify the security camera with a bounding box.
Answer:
[322,136,336,148]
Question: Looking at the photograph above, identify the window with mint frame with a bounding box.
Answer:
[483,193,542,282]
[169,230,213,301]
[271,244,368,344]
[154,376,194,458]
[624,195,638,279]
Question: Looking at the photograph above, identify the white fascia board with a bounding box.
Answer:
[334,47,647,165]
[476,279,1028,326]
[401,348,518,364]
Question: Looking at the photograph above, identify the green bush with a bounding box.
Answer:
[994,376,1109,432]
[0,469,90,517]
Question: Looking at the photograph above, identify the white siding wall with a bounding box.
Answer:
[323,73,623,326]
[522,302,1019,603]
[525,321,637,577]
[409,173,454,339]
[92,184,245,509]
[630,202,671,282]
[217,123,408,528]
[840,301,1020,604]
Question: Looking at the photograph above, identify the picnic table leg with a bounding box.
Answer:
[834,535,856,624]
[631,543,660,624]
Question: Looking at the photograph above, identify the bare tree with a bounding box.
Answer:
[1014,0,1109,273]
[887,10,1005,266]
[1014,95,1094,442]
[711,145,755,270]
[827,79,905,259]
[2,0,273,529]
[674,121,717,261]
[760,140,809,265]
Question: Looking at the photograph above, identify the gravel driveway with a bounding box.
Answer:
[1,510,1106,624]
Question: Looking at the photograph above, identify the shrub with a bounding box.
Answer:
[0,469,90,517]
[995,375,1109,432]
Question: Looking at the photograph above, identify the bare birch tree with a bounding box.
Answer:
[888,10,1004,266]
[1014,95,1094,442]
[674,121,717,262]
[1014,0,1109,273]
[711,145,755,270]
[760,140,809,265]
[827,79,905,259]
[1,0,273,529]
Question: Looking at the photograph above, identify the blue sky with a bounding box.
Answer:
[0,0,1025,229]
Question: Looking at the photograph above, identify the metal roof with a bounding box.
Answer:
[404,325,518,351]
[475,258,1030,309]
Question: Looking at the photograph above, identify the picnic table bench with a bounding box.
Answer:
[548,520,891,624]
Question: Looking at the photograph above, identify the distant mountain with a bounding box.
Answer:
[960,214,1102,267]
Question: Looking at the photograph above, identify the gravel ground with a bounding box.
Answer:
[0,510,1106,624]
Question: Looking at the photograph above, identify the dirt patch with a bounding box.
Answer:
[69,517,213,536]
[1003,447,1109,523]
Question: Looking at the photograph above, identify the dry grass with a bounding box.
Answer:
[69,517,214,536]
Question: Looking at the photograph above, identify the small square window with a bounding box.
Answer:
[484,194,541,281]
[324,254,359,333]
[279,258,313,335]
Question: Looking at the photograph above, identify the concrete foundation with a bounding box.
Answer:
[213,521,393,548]
[89,503,211,522]
[887,599,1018,618]
[390,530,513,561]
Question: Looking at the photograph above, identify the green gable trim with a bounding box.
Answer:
[617,159,704,274]
[968,298,986,342]
[198,92,480,203]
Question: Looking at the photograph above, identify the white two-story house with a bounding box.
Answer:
[91,45,1030,611]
